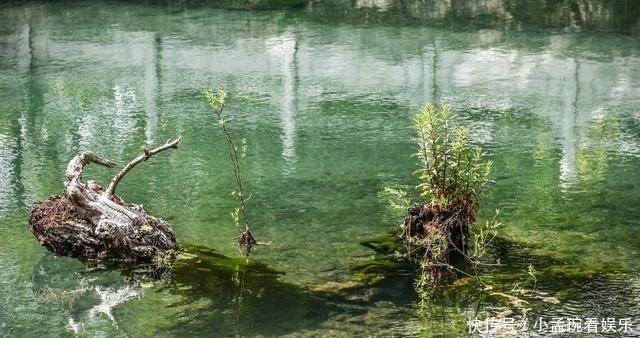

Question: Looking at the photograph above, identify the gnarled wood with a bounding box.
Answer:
[29,139,180,262]
[106,138,180,198]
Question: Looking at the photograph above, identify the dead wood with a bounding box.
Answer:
[29,139,181,262]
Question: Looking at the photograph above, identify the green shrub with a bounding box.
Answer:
[205,89,256,255]
[412,103,492,220]
[400,103,497,283]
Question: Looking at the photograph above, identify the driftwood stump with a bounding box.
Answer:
[29,139,180,262]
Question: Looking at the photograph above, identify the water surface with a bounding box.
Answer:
[1,1,639,337]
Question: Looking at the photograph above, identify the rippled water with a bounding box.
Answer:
[1,1,639,337]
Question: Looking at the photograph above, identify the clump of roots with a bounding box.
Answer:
[236,230,257,256]
[30,195,84,229]
[403,202,473,282]
[29,196,96,259]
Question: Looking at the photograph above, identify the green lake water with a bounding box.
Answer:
[1,1,639,337]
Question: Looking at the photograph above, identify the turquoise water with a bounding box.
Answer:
[1,1,639,337]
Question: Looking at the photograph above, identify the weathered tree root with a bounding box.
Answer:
[29,139,180,262]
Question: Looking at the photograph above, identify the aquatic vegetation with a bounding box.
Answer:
[366,104,547,328]
[412,104,491,210]
[205,89,257,255]
[400,103,497,282]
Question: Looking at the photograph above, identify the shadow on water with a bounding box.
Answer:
[31,246,323,337]
[157,244,337,336]
[354,231,640,337]
[29,234,640,337]
[30,243,420,337]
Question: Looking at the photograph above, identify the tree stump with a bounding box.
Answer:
[29,139,180,262]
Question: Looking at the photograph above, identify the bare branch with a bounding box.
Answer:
[106,138,180,198]
[66,151,118,182]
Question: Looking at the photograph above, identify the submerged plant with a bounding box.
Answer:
[205,89,257,255]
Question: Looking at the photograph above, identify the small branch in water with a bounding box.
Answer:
[205,89,258,255]
[106,138,180,198]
